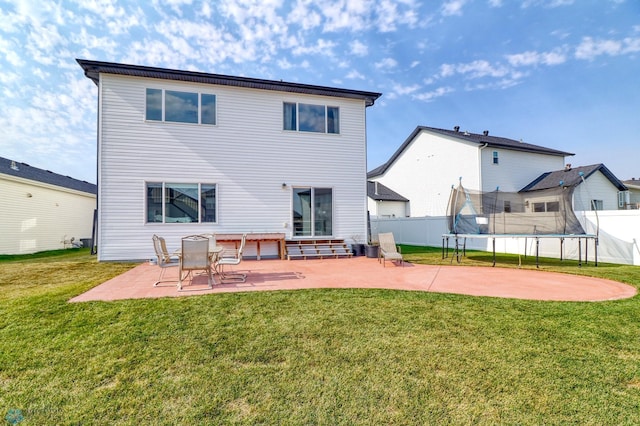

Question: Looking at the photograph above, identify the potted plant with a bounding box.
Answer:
[365,240,379,258]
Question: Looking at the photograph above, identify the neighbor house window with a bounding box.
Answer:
[283,102,339,134]
[492,151,499,164]
[292,187,333,237]
[146,182,216,223]
[591,199,603,211]
[503,200,511,213]
[146,89,216,125]
[531,200,560,213]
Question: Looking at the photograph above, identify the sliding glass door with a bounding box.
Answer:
[293,187,333,237]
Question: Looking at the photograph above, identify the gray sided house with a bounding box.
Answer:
[622,178,640,209]
[0,156,96,254]
[77,59,381,261]
[522,163,628,211]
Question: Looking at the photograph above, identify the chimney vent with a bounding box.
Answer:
[483,130,489,136]
[453,126,460,132]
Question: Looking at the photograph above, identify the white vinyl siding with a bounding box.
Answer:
[370,131,481,217]
[370,129,567,217]
[480,148,564,194]
[0,175,95,254]
[572,172,622,211]
[96,74,368,260]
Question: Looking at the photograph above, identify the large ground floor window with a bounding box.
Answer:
[146,182,216,223]
[293,187,332,237]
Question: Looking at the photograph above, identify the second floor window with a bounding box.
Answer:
[146,89,216,125]
[492,151,499,164]
[283,102,339,134]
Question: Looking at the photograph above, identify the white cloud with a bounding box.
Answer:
[488,0,503,7]
[375,57,398,70]
[288,0,322,30]
[391,81,421,95]
[71,28,118,55]
[440,60,510,79]
[346,70,365,79]
[575,36,640,60]
[350,40,369,56]
[291,38,336,56]
[441,0,467,16]
[73,0,126,18]
[413,86,455,101]
[506,49,567,67]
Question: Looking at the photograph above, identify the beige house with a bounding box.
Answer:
[0,156,96,255]
[622,178,640,209]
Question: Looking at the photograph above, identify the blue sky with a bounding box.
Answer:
[0,0,638,184]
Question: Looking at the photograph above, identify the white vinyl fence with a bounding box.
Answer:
[370,210,640,265]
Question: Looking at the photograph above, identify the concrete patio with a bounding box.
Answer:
[69,257,637,303]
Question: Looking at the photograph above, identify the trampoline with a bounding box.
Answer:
[443,178,599,268]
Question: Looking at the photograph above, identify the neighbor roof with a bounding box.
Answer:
[520,163,627,192]
[77,59,382,107]
[368,126,574,177]
[0,156,96,194]
[622,178,640,189]
[367,181,409,202]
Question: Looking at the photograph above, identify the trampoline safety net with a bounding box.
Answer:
[447,182,586,235]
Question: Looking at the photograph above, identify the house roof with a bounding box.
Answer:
[622,178,640,189]
[368,126,574,177]
[0,156,97,195]
[77,59,382,107]
[520,163,627,192]
[367,181,409,202]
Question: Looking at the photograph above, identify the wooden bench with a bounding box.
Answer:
[215,233,286,260]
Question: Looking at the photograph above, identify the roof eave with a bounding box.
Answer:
[77,59,382,106]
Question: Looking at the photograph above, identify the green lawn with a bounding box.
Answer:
[1,247,640,424]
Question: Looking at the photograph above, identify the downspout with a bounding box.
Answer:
[478,143,488,192]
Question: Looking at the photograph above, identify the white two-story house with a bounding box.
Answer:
[78,59,381,261]
[368,126,573,217]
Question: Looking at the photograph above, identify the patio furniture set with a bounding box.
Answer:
[151,232,405,291]
[152,233,247,291]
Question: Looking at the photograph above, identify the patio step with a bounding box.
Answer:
[285,239,353,260]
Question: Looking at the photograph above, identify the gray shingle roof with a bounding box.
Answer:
[0,156,97,195]
[77,59,382,107]
[368,126,573,177]
[520,163,627,192]
[367,181,409,202]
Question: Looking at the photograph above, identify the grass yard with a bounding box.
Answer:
[1,247,640,424]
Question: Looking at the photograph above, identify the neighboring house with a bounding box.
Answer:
[521,163,628,212]
[0,156,96,255]
[622,178,640,209]
[367,181,409,218]
[368,126,573,216]
[77,59,381,261]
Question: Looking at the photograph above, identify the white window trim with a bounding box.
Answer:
[145,88,217,126]
[283,101,340,134]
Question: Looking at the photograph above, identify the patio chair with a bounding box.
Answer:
[152,234,180,287]
[216,233,247,282]
[179,235,214,290]
[378,232,404,267]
